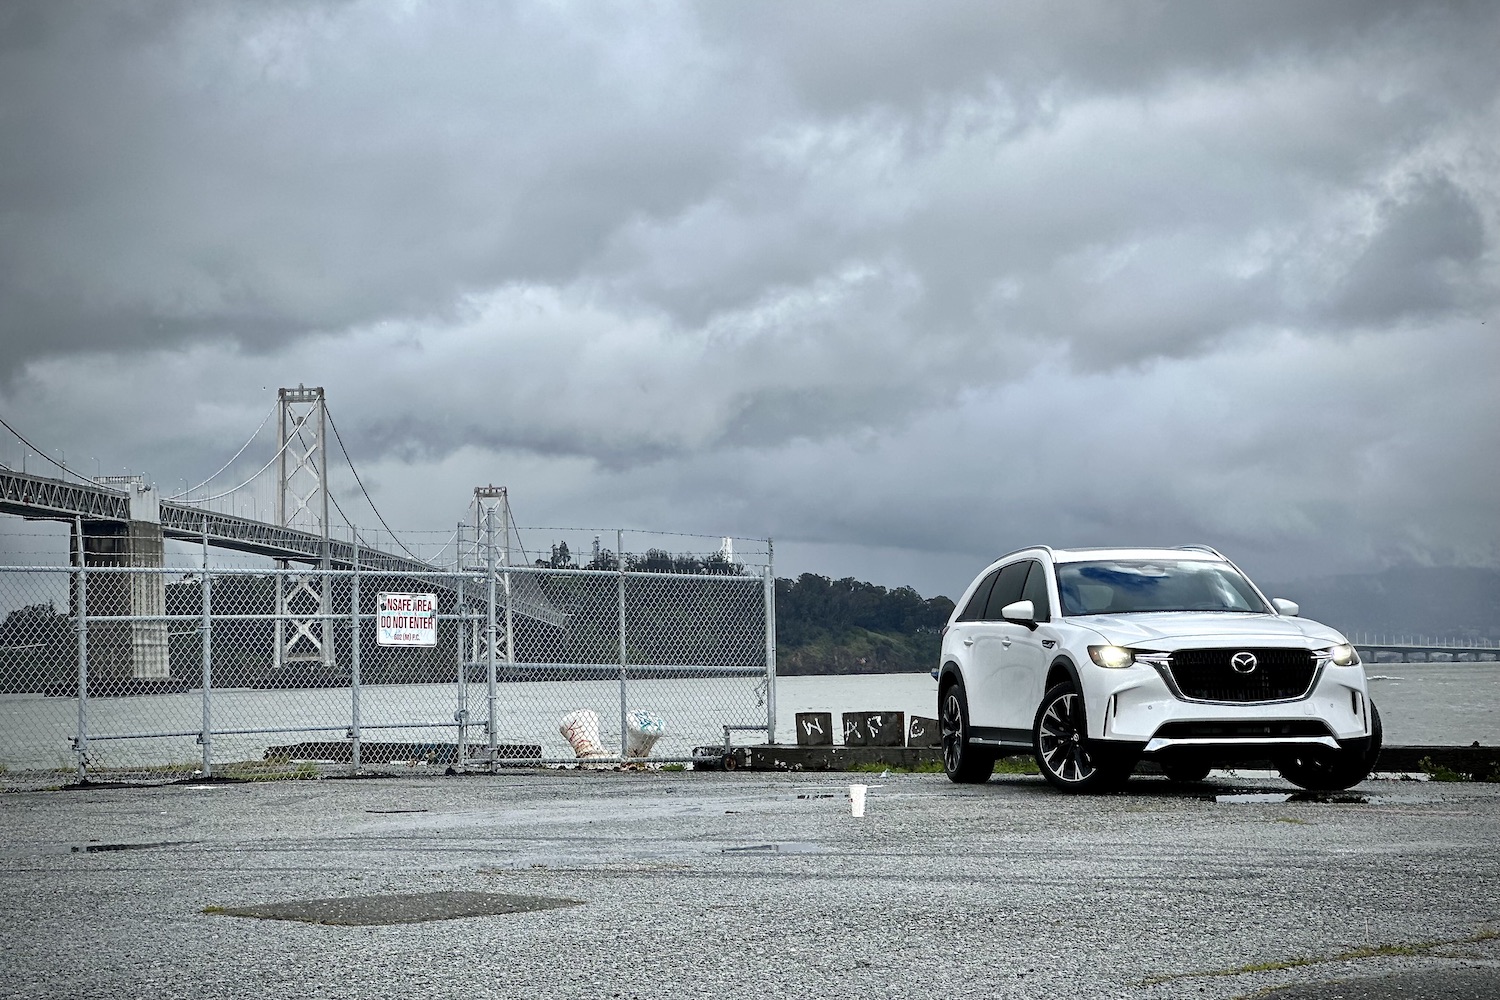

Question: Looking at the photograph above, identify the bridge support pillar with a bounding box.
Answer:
[71,484,169,685]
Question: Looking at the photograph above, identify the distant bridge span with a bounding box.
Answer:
[2,467,435,573]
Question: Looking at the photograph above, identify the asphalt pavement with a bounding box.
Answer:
[2,768,1498,999]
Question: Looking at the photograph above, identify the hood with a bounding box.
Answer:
[1073,612,1347,650]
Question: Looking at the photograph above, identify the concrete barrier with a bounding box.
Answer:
[794,712,834,746]
[907,715,941,748]
[841,711,905,747]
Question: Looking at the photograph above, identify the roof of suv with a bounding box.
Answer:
[1012,545,1228,564]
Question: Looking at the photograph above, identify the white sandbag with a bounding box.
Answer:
[559,709,606,759]
[624,710,666,758]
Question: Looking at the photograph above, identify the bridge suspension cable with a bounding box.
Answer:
[0,415,96,485]
[166,401,276,499]
[180,421,298,503]
[325,404,422,563]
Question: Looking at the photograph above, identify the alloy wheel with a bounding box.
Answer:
[1037,691,1096,783]
[940,689,965,774]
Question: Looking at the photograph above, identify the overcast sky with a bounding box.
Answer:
[2,0,1497,597]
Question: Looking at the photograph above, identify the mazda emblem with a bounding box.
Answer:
[1230,651,1258,674]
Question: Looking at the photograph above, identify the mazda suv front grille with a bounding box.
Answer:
[1165,647,1317,703]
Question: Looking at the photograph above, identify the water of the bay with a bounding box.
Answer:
[1,662,1495,773]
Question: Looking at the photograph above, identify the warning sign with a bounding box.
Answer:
[377,592,437,647]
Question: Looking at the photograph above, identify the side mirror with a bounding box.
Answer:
[1000,600,1036,628]
[1272,598,1299,617]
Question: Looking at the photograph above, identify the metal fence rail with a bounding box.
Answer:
[0,524,775,790]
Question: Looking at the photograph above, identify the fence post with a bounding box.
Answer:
[764,537,776,745]
[485,504,498,766]
[72,515,88,781]
[455,521,468,770]
[350,537,361,774]
[617,528,627,755]
[502,493,515,725]
[200,515,213,777]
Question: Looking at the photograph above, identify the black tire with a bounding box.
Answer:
[939,677,995,783]
[1159,759,1212,784]
[1277,702,1383,792]
[1033,681,1130,793]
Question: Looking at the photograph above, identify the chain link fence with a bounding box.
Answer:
[0,525,775,790]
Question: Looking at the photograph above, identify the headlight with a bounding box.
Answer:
[1088,645,1135,669]
[1322,643,1359,666]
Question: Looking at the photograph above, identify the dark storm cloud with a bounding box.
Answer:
[703,0,1424,112]
[2,1,1498,588]
[1332,178,1488,324]
[0,1,751,366]
[5,0,1497,385]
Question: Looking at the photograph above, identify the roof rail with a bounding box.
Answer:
[993,544,1055,563]
[1176,544,1226,558]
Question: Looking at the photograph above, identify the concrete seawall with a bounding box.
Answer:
[722,743,1500,778]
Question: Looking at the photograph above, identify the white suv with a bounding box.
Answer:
[937,546,1381,793]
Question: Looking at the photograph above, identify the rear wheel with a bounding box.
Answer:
[939,678,995,784]
[1033,681,1130,793]
[1277,703,1382,792]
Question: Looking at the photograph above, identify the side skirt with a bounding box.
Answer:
[969,726,1033,753]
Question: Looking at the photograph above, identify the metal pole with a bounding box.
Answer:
[502,490,515,708]
[350,536,362,774]
[318,392,332,671]
[273,562,284,676]
[73,516,88,781]
[276,388,287,526]
[485,504,498,764]
[617,528,627,755]
[455,522,467,771]
[764,537,777,745]
[200,516,213,777]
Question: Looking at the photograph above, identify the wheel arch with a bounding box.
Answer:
[938,661,965,693]
[1045,655,1082,695]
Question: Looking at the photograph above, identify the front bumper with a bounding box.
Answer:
[1087,660,1372,752]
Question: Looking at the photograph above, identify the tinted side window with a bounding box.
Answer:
[957,570,999,622]
[1021,560,1051,621]
[982,561,1031,620]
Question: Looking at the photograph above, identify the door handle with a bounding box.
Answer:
[963,638,975,647]
[1001,637,1012,648]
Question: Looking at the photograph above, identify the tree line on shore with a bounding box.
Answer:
[774,573,954,675]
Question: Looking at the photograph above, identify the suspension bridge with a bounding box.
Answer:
[0,386,565,683]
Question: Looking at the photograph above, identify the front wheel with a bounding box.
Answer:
[939,678,995,783]
[1033,681,1130,793]
[1278,703,1383,792]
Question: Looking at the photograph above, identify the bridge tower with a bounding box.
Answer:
[272,386,335,677]
[466,485,510,668]
[70,476,169,685]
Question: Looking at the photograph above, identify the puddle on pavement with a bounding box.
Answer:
[1210,792,1371,804]
[364,808,429,814]
[720,841,824,854]
[43,840,193,855]
[207,890,582,926]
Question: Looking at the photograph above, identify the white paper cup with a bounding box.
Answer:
[849,783,867,817]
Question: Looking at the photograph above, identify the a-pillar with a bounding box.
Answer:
[70,484,169,686]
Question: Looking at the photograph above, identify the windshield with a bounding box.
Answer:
[1056,559,1270,616]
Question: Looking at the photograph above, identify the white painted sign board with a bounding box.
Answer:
[377,592,437,647]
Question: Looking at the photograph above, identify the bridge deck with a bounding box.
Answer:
[1,468,566,626]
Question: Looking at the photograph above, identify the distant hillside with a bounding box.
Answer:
[1260,566,1500,641]
[775,574,954,675]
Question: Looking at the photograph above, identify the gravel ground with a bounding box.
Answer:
[2,769,1498,999]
